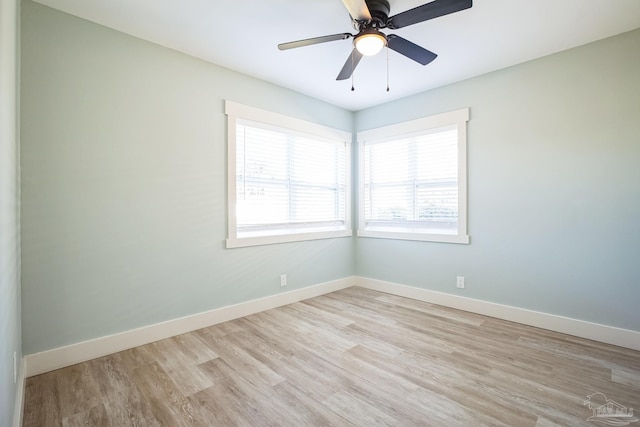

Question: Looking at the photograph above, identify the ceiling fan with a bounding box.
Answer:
[278,0,472,81]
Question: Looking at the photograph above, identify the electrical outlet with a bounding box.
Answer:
[280,274,287,287]
[14,351,17,383]
[456,276,465,289]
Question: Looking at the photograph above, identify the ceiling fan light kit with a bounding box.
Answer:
[354,29,386,56]
[278,0,472,83]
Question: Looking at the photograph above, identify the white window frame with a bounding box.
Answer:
[357,108,470,244]
[226,100,352,248]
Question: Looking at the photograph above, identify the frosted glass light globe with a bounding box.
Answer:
[355,33,386,56]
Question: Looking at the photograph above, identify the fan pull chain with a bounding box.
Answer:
[351,49,355,91]
[386,45,390,92]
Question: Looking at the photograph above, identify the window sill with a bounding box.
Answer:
[226,229,353,248]
[357,230,470,244]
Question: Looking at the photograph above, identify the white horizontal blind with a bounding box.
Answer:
[363,125,459,234]
[236,119,347,239]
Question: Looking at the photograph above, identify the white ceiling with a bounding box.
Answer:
[33,0,640,111]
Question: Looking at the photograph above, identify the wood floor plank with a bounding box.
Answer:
[61,403,110,427]
[204,331,286,389]
[246,310,354,362]
[191,359,265,427]
[535,417,565,427]
[287,300,356,329]
[337,345,421,394]
[309,292,397,326]
[132,361,203,426]
[323,390,399,426]
[24,287,640,426]
[188,381,250,426]
[102,383,162,427]
[261,306,358,353]
[195,357,293,426]
[55,363,103,420]
[374,294,487,326]
[346,342,538,425]
[343,315,458,356]
[115,345,157,370]
[150,338,217,396]
[612,367,640,388]
[270,380,356,426]
[86,353,130,396]
[23,370,62,427]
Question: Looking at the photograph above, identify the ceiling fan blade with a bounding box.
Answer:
[387,34,437,65]
[278,33,352,50]
[336,49,364,80]
[340,0,372,22]
[387,0,472,29]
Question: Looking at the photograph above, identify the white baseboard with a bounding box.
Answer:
[25,275,640,377]
[25,277,354,377]
[356,276,640,352]
[13,357,25,427]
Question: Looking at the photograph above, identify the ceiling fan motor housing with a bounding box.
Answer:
[364,0,390,27]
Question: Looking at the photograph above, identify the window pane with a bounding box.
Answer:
[238,126,289,181]
[363,124,459,233]
[292,137,343,186]
[365,185,414,221]
[237,184,289,226]
[366,140,412,183]
[236,120,346,237]
[415,128,458,181]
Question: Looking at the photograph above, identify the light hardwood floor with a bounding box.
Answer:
[23,287,640,426]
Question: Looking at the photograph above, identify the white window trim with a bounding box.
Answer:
[357,108,470,244]
[225,100,352,248]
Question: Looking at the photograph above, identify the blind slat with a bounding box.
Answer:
[237,122,347,236]
[363,125,459,229]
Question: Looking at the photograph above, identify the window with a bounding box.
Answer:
[358,108,469,244]
[226,101,352,248]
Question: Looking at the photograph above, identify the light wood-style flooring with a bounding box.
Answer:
[23,287,640,426]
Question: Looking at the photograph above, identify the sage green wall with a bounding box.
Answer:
[355,29,640,331]
[20,1,354,355]
[0,0,21,424]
